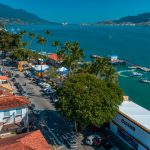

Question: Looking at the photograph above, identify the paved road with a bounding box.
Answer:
[13,71,83,150]
[4,64,130,150]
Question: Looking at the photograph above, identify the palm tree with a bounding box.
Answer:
[91,57,118,83]
[37,36,47,54]
[57,42,84,73]
[52,41,60,53]
[20,30,27,40]
[22,42,28,49]
[44,30,52,51]
[29,32,35,49]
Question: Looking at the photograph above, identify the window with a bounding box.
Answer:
[4,111,10,118]
[16,109,22,116]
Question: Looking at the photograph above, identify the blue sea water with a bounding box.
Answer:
[7,24,150,110]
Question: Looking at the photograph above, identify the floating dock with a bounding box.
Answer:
[91,54,150,72]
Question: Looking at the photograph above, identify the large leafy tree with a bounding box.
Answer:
[57,73,123,130]
[0,31,22,53]
[10,48,47,61]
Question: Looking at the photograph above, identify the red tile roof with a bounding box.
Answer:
[0,130,51,150]
[0,90,13,96]
[0,76,8,80]
[48,53,59,61]
[0,95,30,110]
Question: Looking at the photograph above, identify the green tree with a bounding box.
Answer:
[52,41,60,53]
[90,57,118,83]
[29,32,35,49]
[44,30,52,52]
[57,42,84,73]
[20,30,27,42]
[57,73,123,131]
[37,36,47,53]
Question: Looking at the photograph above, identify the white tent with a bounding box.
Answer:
[57,67,68,72]
[57,67,69,76]
[32,65,49,72]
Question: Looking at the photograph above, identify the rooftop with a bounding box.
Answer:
[0,95,30,110]
[48,53,60,61]
[0,90,13,96]
[0,76,8,80]
[0,130,51,150]
[0,83,13,92]
[119,101,150,132]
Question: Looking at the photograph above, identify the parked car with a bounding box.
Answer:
[33,110,41,116]
[85,134,103,146]
[51,94,59,103]
[42,87,51,92]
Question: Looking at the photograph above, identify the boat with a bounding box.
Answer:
[128,66,137,69]
[139,79,150,84]
[130,72,143,77]
[139,67,150,72]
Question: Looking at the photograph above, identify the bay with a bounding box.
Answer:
[7,24,150,110]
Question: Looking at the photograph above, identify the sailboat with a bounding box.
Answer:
[140,79,150,84]
[139,72,150,84]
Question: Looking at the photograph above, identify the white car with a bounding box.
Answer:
[85,134,102,146]
[42,87,51,91]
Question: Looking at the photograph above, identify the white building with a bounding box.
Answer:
[110,100,150,150]
[0,92,30,133]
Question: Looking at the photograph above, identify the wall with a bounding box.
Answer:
[110,113,150,150]
[0,107,28,132]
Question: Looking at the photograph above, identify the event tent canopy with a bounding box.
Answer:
[32,65,49,72]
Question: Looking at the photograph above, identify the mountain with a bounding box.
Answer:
[0,3,58,25]
[97,13,150,26]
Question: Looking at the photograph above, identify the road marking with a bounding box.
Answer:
[57,145,65,150]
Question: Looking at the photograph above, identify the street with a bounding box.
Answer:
[3,64,130,150]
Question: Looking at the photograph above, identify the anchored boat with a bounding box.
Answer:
[130,72,143,77]
[140,79,150,84]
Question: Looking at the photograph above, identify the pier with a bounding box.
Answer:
[91,54,150,72]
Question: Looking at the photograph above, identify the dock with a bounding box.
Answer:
[91,54,150,72]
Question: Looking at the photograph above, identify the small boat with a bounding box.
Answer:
[140,79,150,84]
[139,67,150,72]
[130,72,143,77]
[128,66,137,69]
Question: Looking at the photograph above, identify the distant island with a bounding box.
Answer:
[97,13,150,26]
[0,3,60,25]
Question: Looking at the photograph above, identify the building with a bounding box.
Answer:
[0,94,30,133]
[110,100,150,150]
[0,76,13,93]
[48,53,62,67]
[0,130,51,150]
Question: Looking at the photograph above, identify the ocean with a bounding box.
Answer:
[7,24,150,110]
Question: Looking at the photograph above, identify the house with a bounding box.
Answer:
[48,53,62,67]
[110,99,150,150]
[0,76,8,84]
[0,130,51,150]
[0,76,13,93]
[0,94,30,133]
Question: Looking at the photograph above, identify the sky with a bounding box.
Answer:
[0,0,150,23]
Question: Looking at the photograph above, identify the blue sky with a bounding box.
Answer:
[0,0,150,23]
